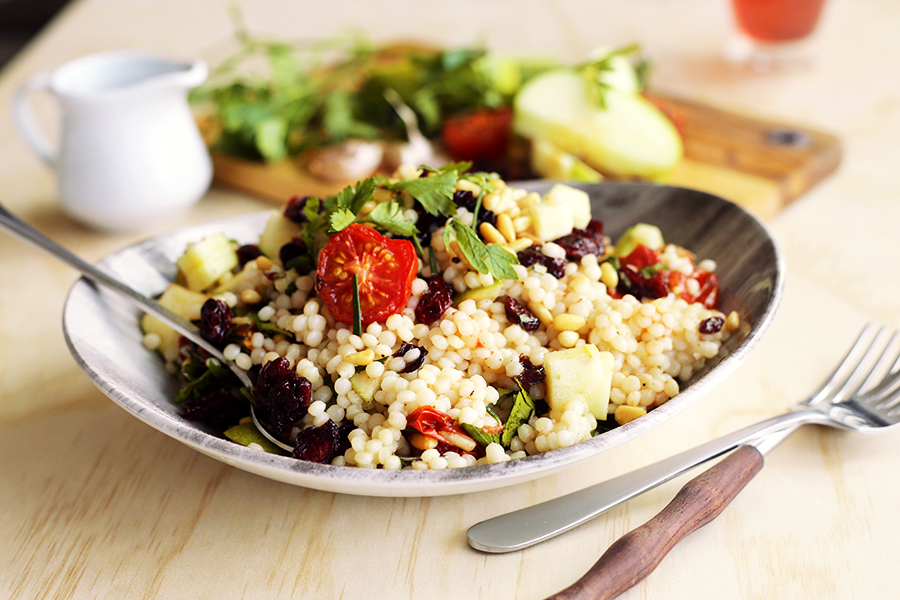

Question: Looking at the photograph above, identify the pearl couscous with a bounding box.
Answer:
[143,164,738,470]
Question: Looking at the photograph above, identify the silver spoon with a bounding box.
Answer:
[0,202,293,452]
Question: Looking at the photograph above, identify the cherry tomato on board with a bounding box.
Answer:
[315,224,417,325]
[440,108,513,161]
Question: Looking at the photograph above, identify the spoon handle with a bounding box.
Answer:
[0,202,208,355]
[544,445,764,600]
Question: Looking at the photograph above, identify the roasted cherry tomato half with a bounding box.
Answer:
[407,406,477,453]
[619,244,661,271]
[315,224,417,325]
[681,271,720,309]
[440,108,513,161]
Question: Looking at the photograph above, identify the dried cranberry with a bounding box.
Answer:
[552,223,606,261]
[586,219,604,237]
[412,208,447,246]
[254,357,311,444]
[516,355,545,386]
[292,419,339,463]
[279,239,305,266]
[393,342,427,373]
[337,423,355,455]
[504,297,540,331]
[516,248,566,279]
[183,388,247,428]
[452,189,477,211]
[453,190,498,230]
[617,266,669,301]
[236,244,262,266]
[699,316,724,334]
[199,298,233,346]
[280,241,314,275]
[284,195,315,223]
[415,276,454,325]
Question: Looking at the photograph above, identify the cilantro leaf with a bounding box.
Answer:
[443,217,519,280]
[389,169,457,216]
[484,244,520,280]
[336,176,379,214]
[436,161,473,175]
[444,218,488,273]
[330,207,357,233]
[361,201,418,237]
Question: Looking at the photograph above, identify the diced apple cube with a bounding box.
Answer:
[258,210,302,261]
[544,183,592,229]
[176,232,238,292]
[140,283,209,359]
[543,344,614,420]
[530,198,573,241]
[613,223,665,258]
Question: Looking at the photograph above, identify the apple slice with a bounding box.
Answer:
[513,69,683,181]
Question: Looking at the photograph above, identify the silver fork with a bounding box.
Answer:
[468,323,900,556]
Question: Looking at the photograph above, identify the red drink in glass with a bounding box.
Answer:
[730,0,827,42]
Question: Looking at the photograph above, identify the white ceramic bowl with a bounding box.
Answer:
[63,182,784,496]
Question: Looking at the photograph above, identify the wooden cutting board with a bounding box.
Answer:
[209,94,841,220]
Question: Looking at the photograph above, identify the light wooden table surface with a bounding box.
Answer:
[2,1,899,598]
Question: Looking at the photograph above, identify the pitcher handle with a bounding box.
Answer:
[12,73,58,169]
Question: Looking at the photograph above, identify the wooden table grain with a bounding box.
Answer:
[2,1,899,599]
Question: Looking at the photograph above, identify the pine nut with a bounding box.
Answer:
[553,314,587,331]
[345,349,375,366]
[255,256,273,271]
[528,301,554,325]
[600,261,618,289]
[479,222,507,245]
[497,213,516,242]
[726,310,741,331]
[504,237,533,252]
[409,431,439,450]
[456,178,482,195]
[240,289,262,305]
[614,405,647,425]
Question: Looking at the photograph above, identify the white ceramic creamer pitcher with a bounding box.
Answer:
[13,51,213,231]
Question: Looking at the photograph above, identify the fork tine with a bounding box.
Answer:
[856,331,900,395]
[808,324,885,405]
[834,326,893,399]
[865,335,900,412]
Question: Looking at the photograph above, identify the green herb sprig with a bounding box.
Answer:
[462,382,536,449]
[576,44,645,109]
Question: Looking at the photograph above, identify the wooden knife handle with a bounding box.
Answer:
[544,445,765,600]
